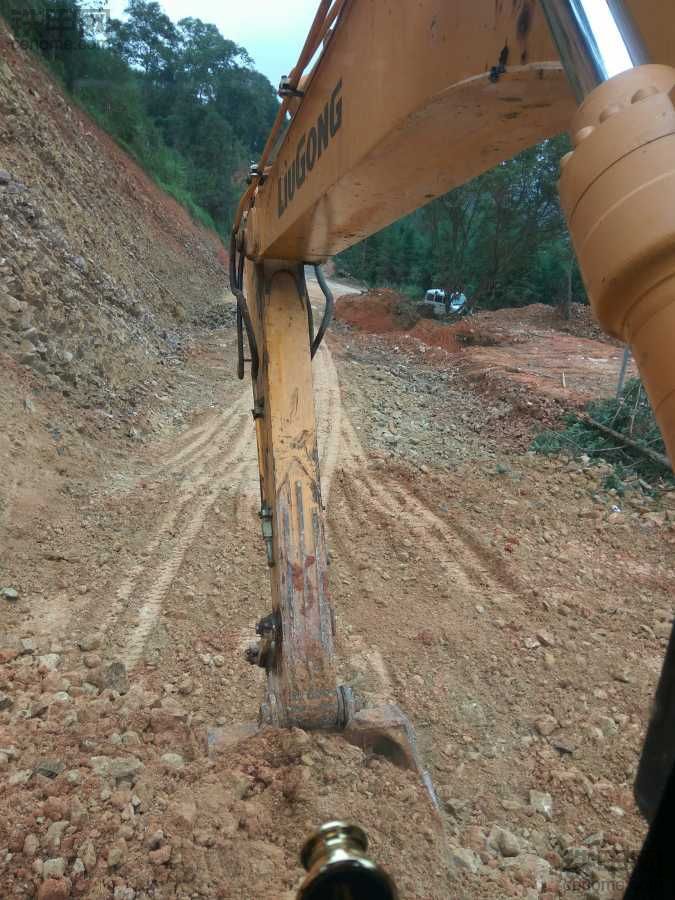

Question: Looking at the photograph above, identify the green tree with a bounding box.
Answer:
[336,135,586,311]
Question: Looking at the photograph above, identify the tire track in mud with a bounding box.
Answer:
[121,460,248,670]
[113,338,344,670]
[337,386,519,602]
[91,389,256,664]
[327,412,520,711]
[397,479,525,596]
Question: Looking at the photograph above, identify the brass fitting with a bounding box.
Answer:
[559,64,675,465]
[298,821,398,900]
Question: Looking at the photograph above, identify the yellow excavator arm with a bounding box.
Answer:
[232,10,675,877]
[231,3,675,892]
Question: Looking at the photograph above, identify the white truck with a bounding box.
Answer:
[422,289,467,317]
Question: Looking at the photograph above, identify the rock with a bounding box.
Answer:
[177,674,193,695]
[161,752,185,769]
[78,839,96,872]
[113,887,136,900]
[90,755,144,785]
[1,586,19,601]
[535,715,558,737]
[34,759,65,779]
[584,832,604,847]
[69,796,86,825]
[148,844,172,865]
[71,859,85,878]
[9,770,32,785]
[77,635,100,652]
[550,737,576,755]
[536,630,555,647]
[29,697,50,718]
[107,840,126,868]
[37,879,71,900]
[42,857,67,878]
[0,170,10,185]
[448,845,480,874]
[510,854,552,890]
[38,654,61,671]
[102,661,129,694]
[83,654,101,669]
[0,293,22,314]
[145,829,164,850]
[46,820,69,850]
[543,651,556,669]
[529,790,553,820]
[441,796,471,819]
[19,638,36,655]
[488,825,521,858]
[564,846,591,871]
[597,716,618,737]
[0,691,13,710]
[23,833,40,857]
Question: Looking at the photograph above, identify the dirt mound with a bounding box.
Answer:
[335,288,408,333]
[409,318,462,352]
[446,303,613,348]
[0,638,445,899]
[337,296,631,412]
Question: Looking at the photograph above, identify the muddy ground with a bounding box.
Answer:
[1,275,674,900]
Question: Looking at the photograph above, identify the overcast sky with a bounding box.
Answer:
[106,0,320,86]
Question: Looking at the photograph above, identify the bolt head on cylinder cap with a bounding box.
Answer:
[560,150,574,171]
[632,85,660,104]
[573,125,595,146]
[599,103,623,123]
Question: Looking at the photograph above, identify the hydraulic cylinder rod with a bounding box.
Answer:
[539,0,648,102]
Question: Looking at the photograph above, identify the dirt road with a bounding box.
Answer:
[1,285,674,899]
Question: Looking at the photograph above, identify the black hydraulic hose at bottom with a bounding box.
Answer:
[229,233,259,380]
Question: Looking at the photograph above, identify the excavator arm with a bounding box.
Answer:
[233,6,675,862]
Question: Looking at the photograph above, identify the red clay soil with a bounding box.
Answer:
[336,291,634,406]
[409,319,463,352]
[335,289,405,333]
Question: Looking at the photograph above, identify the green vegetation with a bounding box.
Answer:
[0,0,278,235]
[336,136,586,311]
[532,379,674,488]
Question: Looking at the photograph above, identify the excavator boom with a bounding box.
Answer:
[232,7,675,889]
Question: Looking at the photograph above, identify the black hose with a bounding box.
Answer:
[311,264,334,358]
[229,232,259,380]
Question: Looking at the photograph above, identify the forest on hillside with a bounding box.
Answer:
[336,135,587,310]
[0,0,278,234]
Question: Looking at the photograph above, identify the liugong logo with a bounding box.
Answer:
[277,79,343,217]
